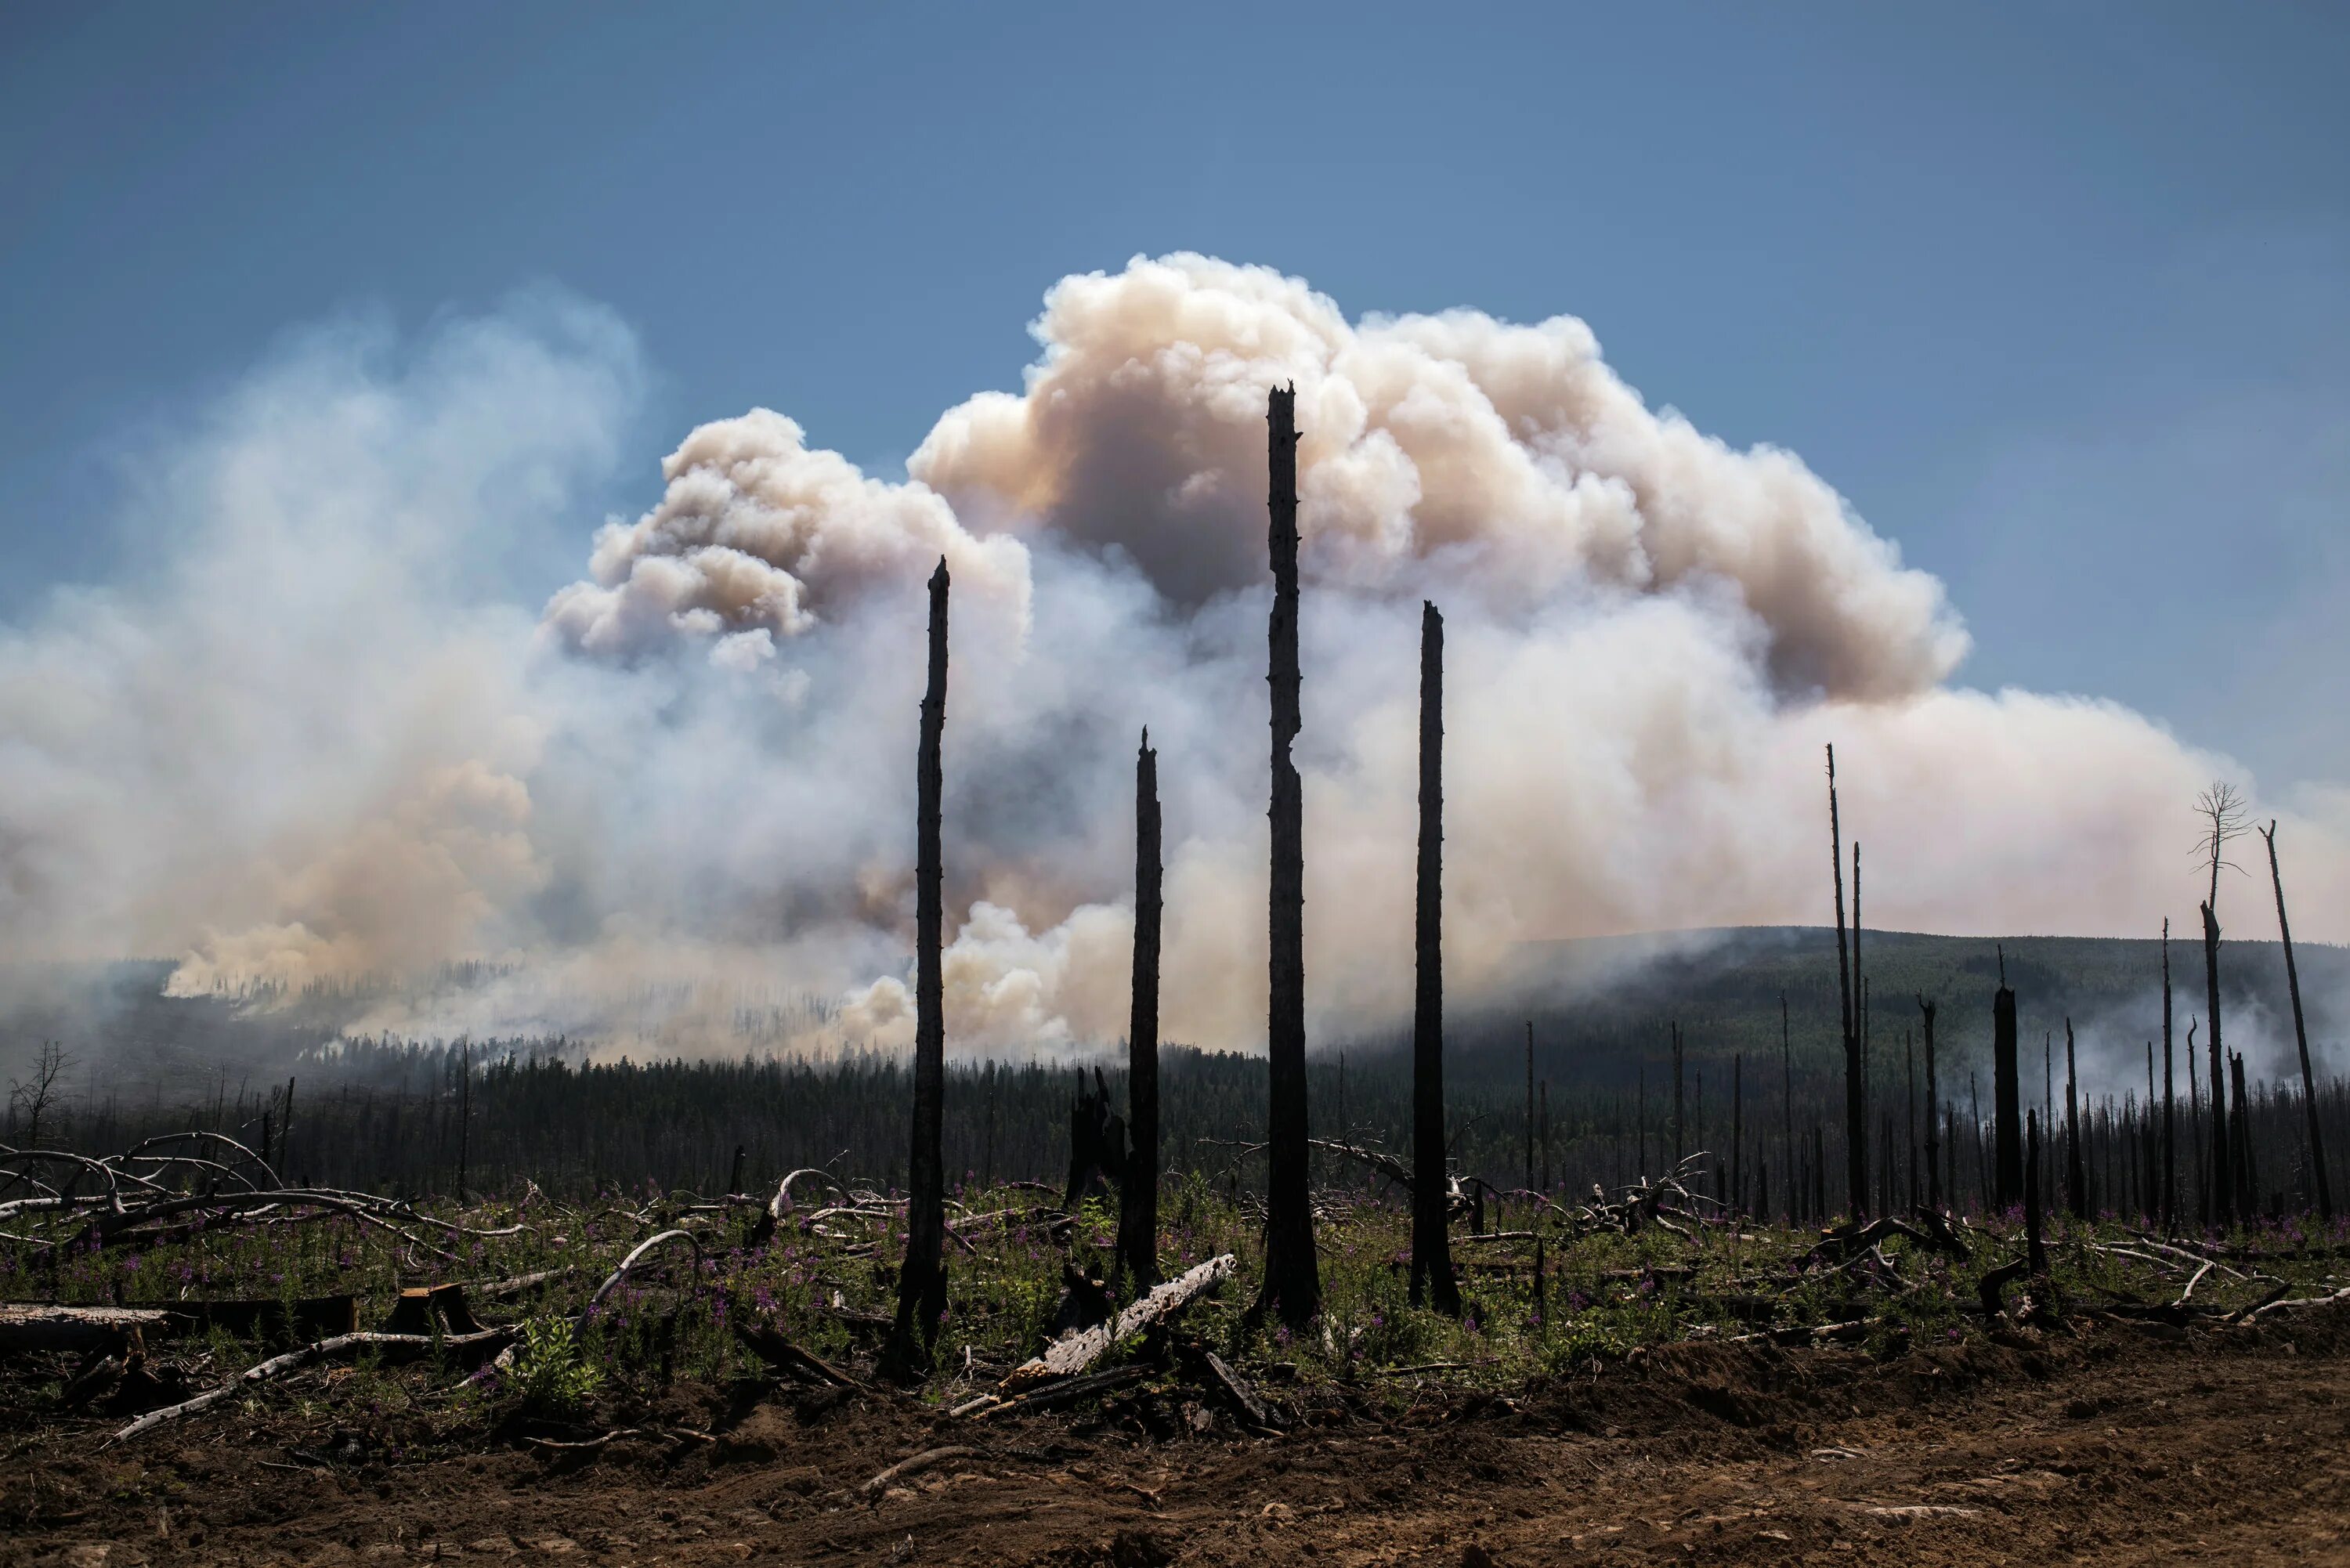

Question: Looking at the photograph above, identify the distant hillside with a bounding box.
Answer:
[1426,926,2350,1097]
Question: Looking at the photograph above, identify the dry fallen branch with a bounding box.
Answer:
[862,1444,974,1498]
[1000,1252,1235,1392]
[109,1328,515,1443]
[577,1228,702,1333]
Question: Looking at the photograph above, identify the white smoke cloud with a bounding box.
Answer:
[3,255,2345,1063]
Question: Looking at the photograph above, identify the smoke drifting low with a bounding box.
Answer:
[5,255,2346,1060]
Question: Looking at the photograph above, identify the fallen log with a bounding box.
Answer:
[1188,1346,1275,1431]
[109,1327,515,1443]
[968,1364,1151,1420]
[1000,1253,1235,1392]
[0,1304,168,1357]
[731,1320,865,1391]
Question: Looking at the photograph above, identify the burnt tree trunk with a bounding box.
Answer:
[1409,602,1459,1315]
[1524,1020,1535,1195]
[1781,992,1795,1223]
[2064,1019,2086,1220]
[1259,384,1318,1324]
[2264,822,2333,1221]
[1732,1053,1744,1216]
[2231,1052,2255,1216]
[1904,1029,1918,1211]
[2025,1110,2047,1277]
[1828,746,1864,1220]
[2161,919,2176,1234]
[1993,955,2023,1212]
[1118,731,1162,1288]
[884,558,951,1379]
[1920,996,1940,1210]
[2202,901,2232,1228]
[1672,1022,1686,1169]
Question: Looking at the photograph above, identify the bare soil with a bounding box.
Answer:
[9,1313,2350,1566]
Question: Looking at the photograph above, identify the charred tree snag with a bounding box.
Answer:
[1524,1019,1536,1195]
[1919,996,1940,1211]
[884,558,951,1382]
[1258,384,1318,1325]
[1733,1054,1745,1216]
[2263,821,2333,1221]
[2065,1019,2086,1220]
[1827,747,1865,1221]
[1064,1067,1127,1209]
[1781,992,1795,1223]
[1993,951,2023,1211]
[1117,731,1163,1288]
[2025,1111,2048,1277]
[2202,901,2232,1228]
[1410,602,1459,1316]
[2162,919,2176,1234]
[1672,1022,1687,1169]
[2231,1051,2255,1216]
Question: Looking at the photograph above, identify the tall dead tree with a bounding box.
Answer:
[1116,729,1162,1288]
[884,558,951,1380]
[2262,821,2333,1221]
[1781,992,1795,1222]
[1524,1020,1535,1194]
[1409,602,1459,1316]
[1919,995,1940,1210]
[2195,781,2247,1228]
[1672,1022,1686,1169]
[1827,746,1864,1220]
[1732,1054,1744,1216]
[2025,1111,2048,1277]
[2230,1052,2255,1213]
[1259,384,1318,1324]
[2161,919,2175,1233]
[2201,901,2230,1228]
[2064,1018,2086,1220]
[1904,1030,1918,1212]
[1993,949,2023,1211]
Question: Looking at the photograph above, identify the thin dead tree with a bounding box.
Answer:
[1853,836,1868,1217]
[2161,919,2176,1233]
[2064,1019,2085,1220]
[1259,384,1318,1324]
[1409,602,1459,1316]
[1781,991,1795,1222]
[1919,995,1940,1210]
[1524,1020,1535,1196]
[1116,729,1162,1288]
[1993,948,2023,1211]
[1732,1053,1744,1216]
[884,558,951,1380]
[2261,820,2333,1221]
[2195,780,2248,1229]
[1827,745,1864,1220]
[1672,1021,1686,1169]
[1904,1029,1918,1212]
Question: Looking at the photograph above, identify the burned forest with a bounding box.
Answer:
[11,334,2350,1566]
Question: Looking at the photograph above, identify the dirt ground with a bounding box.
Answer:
[9,1313,2350,1566]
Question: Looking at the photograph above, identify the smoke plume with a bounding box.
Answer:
[4,255,2346,1060]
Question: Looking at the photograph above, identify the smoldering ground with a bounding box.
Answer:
[4,254,2348,1067]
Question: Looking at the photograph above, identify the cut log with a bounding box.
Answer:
[0,1304,169,1357]
[381,1284,482,1336]
[1000,1253,1234,1392]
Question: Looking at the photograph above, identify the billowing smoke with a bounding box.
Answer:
[4,255,2346,1062]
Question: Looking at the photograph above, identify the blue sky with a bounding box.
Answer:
[5,2,2347,782]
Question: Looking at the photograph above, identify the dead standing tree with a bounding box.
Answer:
[1827,746,1865,1219]
[2261,819,2333,1222]
[2196,780,2247,1229]
[2161,919,2176,1234]
[2064,1019,2086,1220]
[1116,730,1163,1287]
[1409,602,1459,1315]
[884,558,951,1381]
[1918,995,1940,1210]
[1993,948,2023,1211]
[1259,384,1318,1325]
